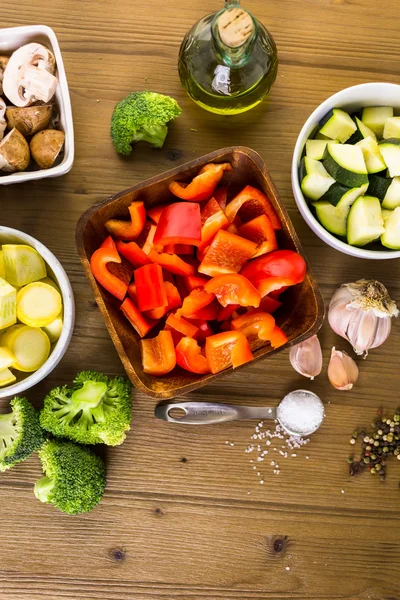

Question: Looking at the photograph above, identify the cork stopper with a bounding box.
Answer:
[217,8,254,48]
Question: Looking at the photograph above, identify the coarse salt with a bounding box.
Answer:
[277,390,324,435]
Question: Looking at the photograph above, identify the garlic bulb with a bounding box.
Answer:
[328,279,398,356]
[289,335,323,379]
[328,347,359,391]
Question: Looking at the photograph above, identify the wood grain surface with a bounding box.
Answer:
[1,1,400,599]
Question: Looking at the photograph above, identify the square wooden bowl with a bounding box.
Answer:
[76,147,324,398]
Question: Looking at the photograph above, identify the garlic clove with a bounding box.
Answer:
[289,335,323,380]
[328,347,359,391]
[346,309,377,356]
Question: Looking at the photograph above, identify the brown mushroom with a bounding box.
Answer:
[3,43,58,107]
[6,104,53,137]
[30,129,65,169]
[0,56,9,96]
[0,128,30,172]
[0,99,6,141]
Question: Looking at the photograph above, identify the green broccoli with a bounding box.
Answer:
[40,371,132,446]
[0,397,45,472]
[111,91,182,155]
[34,439,106,515]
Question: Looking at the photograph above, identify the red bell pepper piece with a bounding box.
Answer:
[128,282,137,302]
[238,214,278,258]
[100,236,115,250]
[148,249,195,276]
[154,202,201,249]
[259,295,282,313]
[141,224,157,255]
[120,297,155,338]
[99,237,134,285]
[205,330,253,374]
[241,250,307,286]
[105,200,147,240]
[255,277,295,298]
[115,240,152,267]
[164,244,193,255]
[204,274,261,308]
[231,311,276,341]
[147,204,167,224]
[199,230,258,277]
[144,281,182,319]
[217,303,240,321]
[190,319,214,341]
[227,223,240,235]
[141,330,176,375]
[184,299,219,321]
[169,163,232,202]
[180,288,215,317]
[269,325,288,349]
[90,242,128,301]
[134,263,167,312]
[176,337,210,374]
[198,200,230,252]
[184,275,210,292]
[165,313,199,343]
[225,185,281,230]
[214,187,228,211]
[197,245,209,262]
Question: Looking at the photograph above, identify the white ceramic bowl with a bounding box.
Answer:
[0,25,74,185]
[292,82,400,260]
[0,227,75,399]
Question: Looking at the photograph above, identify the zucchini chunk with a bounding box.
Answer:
[312,201,347,237]
[323,143,368,187]
[381,209,393,223]
[300,157,335,200]
[306,139,338,161]
[378,138,400,177]
[347,196,385,246]
[362,106,394,138]
[318,108,357,143]
[356,136,386,174]
[383,117,400,140]
[381,207,400,249]
[368,175,400,209]
[348,116,377,144]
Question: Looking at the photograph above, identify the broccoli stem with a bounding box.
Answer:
[34,476,55,504]
[72,381,108,409]
[0,413,16,446]
[136,124,168,148]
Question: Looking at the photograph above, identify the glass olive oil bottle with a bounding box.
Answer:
[178,0,278,115]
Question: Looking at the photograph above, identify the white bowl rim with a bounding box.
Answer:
[0,226,75,398]
[292,82,400,260]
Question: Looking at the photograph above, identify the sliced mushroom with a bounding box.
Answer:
[6,104,53,137]
[0,56,9,96]
[30,129,65,169]
[3,43,58,107]
[0,99,6,141]
[0,128,30,172]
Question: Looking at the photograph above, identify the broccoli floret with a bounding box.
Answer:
[34,439,106,515]
[111,91,182,155]
[0,397,45,472]
[40,371,132,446]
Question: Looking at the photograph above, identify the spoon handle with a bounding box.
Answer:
[155,402,277,425]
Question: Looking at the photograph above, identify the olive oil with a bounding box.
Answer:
[178,2,278,115]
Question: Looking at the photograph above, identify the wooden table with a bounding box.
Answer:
[1,1,400,598]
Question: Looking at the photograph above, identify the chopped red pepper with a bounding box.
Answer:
[184,275,210,292]
[115,240,152,267]
[238,214,278,258]
[148,249,195,276]
[214,187,228,211]
[227,223,240,235]
[105,200,147,240]
[127,282,137,302]
[199,230,258,277]
[165,313,199,343]
[184,299,219,321]
[255,277,295,298]
[120,297,155,338]
[190,319,214,341]
[204,274,261,308]
[100,236,116,250]
[141,330,176,375]
[90,243,128,301]
[180,288,215,317]
[169,163,232,202]
[176,337,210,374]
[154,202,201,249]
[197,245,209,262]
[201,198,221,223]
[217,303,240,321]
[231,311,276,341]
[164,243,193,255]
[269,326,288,348]
[147,204,167,224]
[99,237,133,285]
[241,250,307,286]
[259,295,282,313]
[225,185,281,230]
[205,330,253,374]
[141,224,157,255]
[134,263,167,312]
[144,281,182,319]
[198,200,230,252]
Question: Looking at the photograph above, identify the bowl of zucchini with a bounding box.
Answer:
[0,227,75,398]
[292,82,400,259]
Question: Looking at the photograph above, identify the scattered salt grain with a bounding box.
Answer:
[230,443,235,447]
[285,567,290,571]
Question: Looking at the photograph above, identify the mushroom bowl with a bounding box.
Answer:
[0,25,74,185]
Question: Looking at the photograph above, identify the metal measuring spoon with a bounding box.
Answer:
[155,389,324,437]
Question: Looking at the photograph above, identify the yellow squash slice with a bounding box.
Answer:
[42,313,63,343]
[2,244,47,287]
[40,276,60,291]
[1,324,50,372]
[0,277,17,330]
[17,282,62,328]
[0,250,5,279]
[0,368,16,387]
[0,347,16,370]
